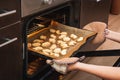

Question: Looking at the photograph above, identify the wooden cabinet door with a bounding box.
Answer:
[80,0,111,27]
[0,0,20,27]
[0,22,23,80]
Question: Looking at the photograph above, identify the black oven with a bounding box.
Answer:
[21,0,111,80]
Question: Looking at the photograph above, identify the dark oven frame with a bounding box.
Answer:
[22,1,81,80]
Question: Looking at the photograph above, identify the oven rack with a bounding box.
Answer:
[27,57,51,78]
[27,53,51,78]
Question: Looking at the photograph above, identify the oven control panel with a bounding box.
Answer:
[21,0,70,17]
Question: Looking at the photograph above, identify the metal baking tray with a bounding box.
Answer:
[27,21,96,59]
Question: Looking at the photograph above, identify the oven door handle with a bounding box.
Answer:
[0,37,18,48]
[0,10,16,17]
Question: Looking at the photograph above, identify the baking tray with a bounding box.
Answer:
[27,21,96,59]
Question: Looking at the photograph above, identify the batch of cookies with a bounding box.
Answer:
[28,28,84,58]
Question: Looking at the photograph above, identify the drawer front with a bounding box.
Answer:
[0,22,23,80]
[0,0,21,27]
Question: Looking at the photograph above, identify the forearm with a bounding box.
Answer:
[69,62,120,80]
[105,30,120,43]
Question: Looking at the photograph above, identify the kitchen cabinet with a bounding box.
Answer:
[0,0,20,27]
[0,0,23,80]
[80,0,111,27]
[0,22,23,80]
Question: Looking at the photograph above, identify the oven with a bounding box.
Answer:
[22,1,81,80]
[21,0,111,80]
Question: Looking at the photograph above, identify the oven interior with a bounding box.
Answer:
[27,6,70,35]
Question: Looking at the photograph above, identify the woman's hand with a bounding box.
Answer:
[67,61,80,71]
[46,56,85,74]
[104,29,120,42]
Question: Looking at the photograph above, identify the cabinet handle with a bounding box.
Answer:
[0,37,18,48]
[0,10,16,17]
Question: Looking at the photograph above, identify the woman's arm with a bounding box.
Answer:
[68,62,120,80]
[47,58,120,80]
[105,29,120,43]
